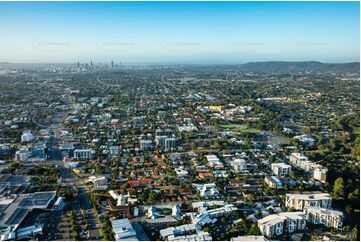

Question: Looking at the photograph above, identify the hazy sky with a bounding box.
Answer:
[0,1,359,64]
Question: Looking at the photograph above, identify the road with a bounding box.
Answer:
[57,165,101,240]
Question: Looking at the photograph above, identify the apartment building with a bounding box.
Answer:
[140,140,153,151]
[205,155,224,169]
[193,183,220,199]
[285,193,332,210]
[258,212,306,238]
[264,176,282,189]
[160,224,212,241]
[289,153,328,181]
[303,206,343,229]
[311,164,328,183]
[231,158,247,172]
[271,163,291,176]
[207,204,237,218]
[289,153,309,168]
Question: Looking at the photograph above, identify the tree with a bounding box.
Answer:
[248,224,261,236]
[8,162,21,174]
[348,189,359,200]
[352,226,359,241]
[332,177,345,200]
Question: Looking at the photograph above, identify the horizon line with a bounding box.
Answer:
[1,60,360,66]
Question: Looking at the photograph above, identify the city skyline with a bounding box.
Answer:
[0,1,360,64]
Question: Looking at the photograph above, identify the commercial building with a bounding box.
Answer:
[73,149,95,160]
[21,131,35,143]
[111,218,139,241]
[15,148,31,162]
[88,176,108,189]
[0,191,60,240]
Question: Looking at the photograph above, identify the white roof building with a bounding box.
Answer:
[311,164,328,183]
[21,131,35,143]
[285,193,332,210]
[303,206,344,229]
[205,155,223,169]
[258,212,306,238]
[231,158,247,172]
[207,204,237,218]
[160,224,212,241]
[191,212,212,226]
[289,153,308,167]
[264,176,282,189]
[271,163,291,176]
[231,235,267,241]
[192,201,227,212]
[193,183,219,198]
[111,218,138,241]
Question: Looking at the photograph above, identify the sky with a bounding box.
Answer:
[0,1,359,64]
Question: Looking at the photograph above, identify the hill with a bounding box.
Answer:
[239,61,360,73]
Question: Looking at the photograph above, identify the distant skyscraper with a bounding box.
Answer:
[77,62,80,68]
[111,60,114,68]
[90,61,93,66]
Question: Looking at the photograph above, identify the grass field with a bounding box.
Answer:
[220,124,262,133]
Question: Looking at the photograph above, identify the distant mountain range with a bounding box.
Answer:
[239,61,360,73]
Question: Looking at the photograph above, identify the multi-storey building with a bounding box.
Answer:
[264,176,282,189]
[289,153,309,168]
[73,149,95,160]
[140,140,153,151]
[285,193,332,211]
[258,212,306,238]
[303,206,344,229]
[311,164,328,183]
[271,163,291,176]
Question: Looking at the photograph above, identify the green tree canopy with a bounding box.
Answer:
[332,177,345,200]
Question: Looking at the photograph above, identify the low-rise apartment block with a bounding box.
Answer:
[258,212,306,238]
[271,163,291,176]
[264,176,282,189]
[193,183,220,199]
[285,193,332,210]
[303,206,344,229]
[311,164,328,183]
